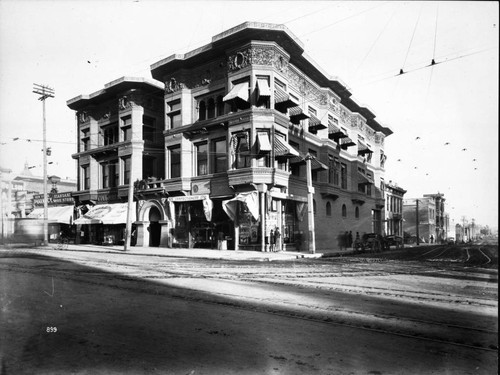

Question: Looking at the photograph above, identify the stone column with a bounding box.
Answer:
[135,221,150,247]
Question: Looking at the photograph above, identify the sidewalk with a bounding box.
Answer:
[2,242,331,261]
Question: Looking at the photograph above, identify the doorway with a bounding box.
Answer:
[149,206,161,247]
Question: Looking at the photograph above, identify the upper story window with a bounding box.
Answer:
[309,149,319,181]
[340,163,347,189]
[143,115,157,143]
[196,142,208,176]
[101,160,118,189]
[197,92,225,121]
[122,156,131,185]
[101,123,118,146]
[169,145,181,178]
[289,140,301,177]
[167,99,181,129]
[256,76,271,109]
[326,202,332,216]
[342,204,347,217]
[81,164,90,190]
[212,138,227,173]
[232,132,251,169]
[121,116,132,142]
[328,155,340,185]
[223,77,250,112]
[80,128,90,151]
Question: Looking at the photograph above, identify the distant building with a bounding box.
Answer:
[67,22,393,250]
[383,181,406,237]
[403,193,447,243]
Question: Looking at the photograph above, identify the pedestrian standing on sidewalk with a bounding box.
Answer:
[348,231,353,249]
[274,227,281,252]
[270,229,275,252]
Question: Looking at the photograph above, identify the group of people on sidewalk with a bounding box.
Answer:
[268,227,282,252]
[338,231,361,251]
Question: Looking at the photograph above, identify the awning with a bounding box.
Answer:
[28,205,74,224]
[274,87,298,109]
[73,203,131,225]
[288,106,310,124]
[222,192,259,222]
[308,114,327,133]
[257,132,272,153]
[257,79,271,97]
[340,136,356,149]
[274,136,300,158]
[223,82,249,102]
[289,152,328,171]
[358,172,374,185]
[358,141,373,155]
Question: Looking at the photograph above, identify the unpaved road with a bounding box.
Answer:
[0,244,497,374]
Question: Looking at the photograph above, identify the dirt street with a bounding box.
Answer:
[0,243,497,374]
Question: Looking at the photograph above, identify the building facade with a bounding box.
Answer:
[67,22,393,251]
[383,181,406,237]
[403,193,447,243]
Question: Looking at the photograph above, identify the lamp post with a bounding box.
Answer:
[415,199,420,246]
[33,84,55,246]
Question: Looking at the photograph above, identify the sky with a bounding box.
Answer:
[0,0,498,228]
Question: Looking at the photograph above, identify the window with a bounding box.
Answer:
[257,76,271,108]
[234,133,251,169]
[143,115,156,143]
[366,173,372,196]
[313,199,317,215]
[340,163,347,189]
[121,116,132,142]
[326,202,332,216]
[101,123,118,146]
[80,128,90,151]
[196,142,208,176]
[328,155,340,185]
[355,206,359,219]
[169,145,181,178]
[275,78,286,91]
[342,204,347,217]
[123,156,131,185]
[216,95,224,116]
[289,141,300,176]
[309,149,318,181]
[167,99,181,129]
[101,160,118,188]
[198,101,206,121]
[226,77,250,112]
[81,164,90,190]
[212,138,227,173]
[143,156,155,180]
[207,98,216,119]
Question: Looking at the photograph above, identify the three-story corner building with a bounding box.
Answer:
[67,22,393,251]
[67,77,165,245]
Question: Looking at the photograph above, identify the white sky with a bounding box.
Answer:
[0,0,498,227]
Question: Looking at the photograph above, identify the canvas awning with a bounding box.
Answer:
[257,132,272,153]
[288,106,310,124]
[289,152,328,171]
[73,203,130,225]
[340,136,356,149]
[308,114,327,133]
[328,123,347,141]
[28,205,74,224]
[358,141,373,155]
[257,79,271,97]
[222,192,259,222]
[274,136,300,158]
[223,82,249,102]
[274,87,297,109]
[358,172,374,185]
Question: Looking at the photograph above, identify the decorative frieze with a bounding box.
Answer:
[227,46,289,73]
[287,67,328,106]
[165,59,226,94]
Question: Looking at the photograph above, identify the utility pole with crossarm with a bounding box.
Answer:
[33,83,55,246]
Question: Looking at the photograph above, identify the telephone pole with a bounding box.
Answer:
[415,199,420,246]
[33,83,55,246]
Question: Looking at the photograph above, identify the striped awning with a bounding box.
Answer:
[274,136,300,158]
[257,79,271,97]
[289,152,328,171]
[340,136,356,149]
[223,82,249,102]
[274,87,297,109]
[289,106,310,124]
[257,132,272,153]
[358,172,374,185]
[357,141,373,155]
[308,114,327,133]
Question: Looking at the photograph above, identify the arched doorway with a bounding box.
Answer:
[149,205,161,247]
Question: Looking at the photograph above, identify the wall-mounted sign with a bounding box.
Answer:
[33,192,74,207]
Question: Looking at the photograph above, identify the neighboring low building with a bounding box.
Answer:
[403,193,447,244]
[383,180,406,237]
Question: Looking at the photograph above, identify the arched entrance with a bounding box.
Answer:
[148,206,161,247]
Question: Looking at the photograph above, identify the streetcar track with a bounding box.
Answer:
[2,263,497,353]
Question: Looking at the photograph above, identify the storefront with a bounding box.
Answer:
[28,192,76,242]
[73,202,130,245]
